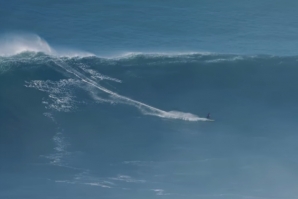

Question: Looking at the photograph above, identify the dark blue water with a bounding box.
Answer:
[1,1,298,199]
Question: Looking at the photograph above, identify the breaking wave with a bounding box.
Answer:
[0,33,94,57]
[2,33,298,199]
[2,33,288,122]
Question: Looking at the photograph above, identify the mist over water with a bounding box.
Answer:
[2,1,298,199]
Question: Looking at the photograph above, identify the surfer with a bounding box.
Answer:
[206,113,211,119]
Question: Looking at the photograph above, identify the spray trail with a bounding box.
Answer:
[53,59,208,122]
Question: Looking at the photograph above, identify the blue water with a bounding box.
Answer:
[1,1,298,199]
[2,0,298,55]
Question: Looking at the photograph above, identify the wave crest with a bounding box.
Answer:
[0,33,94,57]
[0,34,52,56]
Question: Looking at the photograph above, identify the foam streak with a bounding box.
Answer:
[53,59,208,122]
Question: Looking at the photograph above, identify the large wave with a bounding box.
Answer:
[0,34,252,60]
[0,34,214,121]
[25,57,209,122]
[2,34,298,198]
[4,33,293,123]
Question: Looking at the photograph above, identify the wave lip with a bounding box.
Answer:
[0,33,94,58]
[0,34,52,56]
[0,33,245,62]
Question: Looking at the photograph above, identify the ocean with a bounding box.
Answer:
[1,1,298,199]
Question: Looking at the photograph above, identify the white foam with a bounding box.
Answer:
[109,175,146,183]
[0,33,218,60]
[205,56,243,63]
[152,189,170,196]
[101,51,212,60]
[25,79,79,112]
[0,33,94,57]
[50,59,209,121]
[0,34,52,56]
[41,130,71,166]
[83,182,112,188]
[78,63,122,83]
[43,112,56,122]
[52,59,208,122]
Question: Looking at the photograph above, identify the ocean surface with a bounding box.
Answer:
[1,1,298,199]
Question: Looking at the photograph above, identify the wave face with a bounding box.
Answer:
[1,50,298,199]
